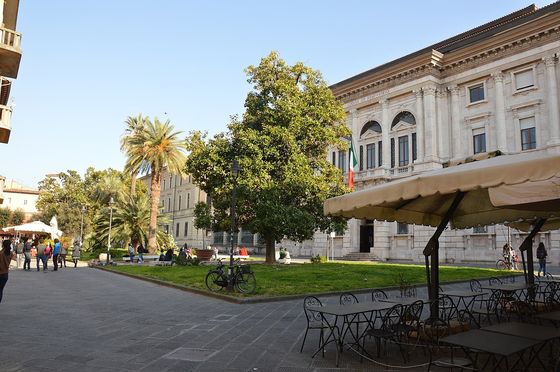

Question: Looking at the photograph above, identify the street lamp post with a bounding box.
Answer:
[80,206,86,247]
[107,197,114,265]
[227,159,240,292]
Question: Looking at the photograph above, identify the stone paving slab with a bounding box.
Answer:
[0,266,502,371]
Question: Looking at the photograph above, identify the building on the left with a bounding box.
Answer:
[0,179,38,222]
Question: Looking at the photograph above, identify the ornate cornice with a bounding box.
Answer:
[543,54,557,67]
[492,72,504,83]
[448,85,460,95]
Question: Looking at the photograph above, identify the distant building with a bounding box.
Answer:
[0,179,39,222]
[300,3,560,264]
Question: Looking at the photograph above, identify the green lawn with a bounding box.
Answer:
[106,261,517,298]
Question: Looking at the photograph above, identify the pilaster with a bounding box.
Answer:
[492,72,508,153]
[544,55,560,146]
[380,99,391,170]
[436,89,449,160]
[448,85,462,159]
[422,86,439,162]
[413,89,424,162]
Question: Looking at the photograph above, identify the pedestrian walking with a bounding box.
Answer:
[59,242,68,268]
[0,239,16,304]
[52,239,61,271]
[537,242,548,277]
[127,243,135,264]
[137,243,144,263]
[41,242,52,271]
[71,241,81,268]
[23,238,32,270]
[15,239,24,268]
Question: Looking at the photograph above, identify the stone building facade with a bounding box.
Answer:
[299,3,560,265]
[0,179,39,221]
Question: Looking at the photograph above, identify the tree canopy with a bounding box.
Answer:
[187,52,349,263]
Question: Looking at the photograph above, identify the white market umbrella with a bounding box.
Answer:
[3,220,63,236]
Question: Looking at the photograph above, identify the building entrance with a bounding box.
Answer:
[360,225,373,253]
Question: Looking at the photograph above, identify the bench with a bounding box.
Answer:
[154,260,174,266]
[122,254,160,263]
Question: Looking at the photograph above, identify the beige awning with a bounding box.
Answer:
[324,151,560,230]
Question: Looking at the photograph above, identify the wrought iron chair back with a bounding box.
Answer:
[488,276,502,286]
[300,296,327,353]
[339,292,359,306]
[371,289,388,302]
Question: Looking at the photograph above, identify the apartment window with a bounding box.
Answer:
[473,226,487,234]
[338,151,346,173]
[473,128,486,154]
[514,69,534,91]
[184,222,188,237]
[178,195,182,210]
[7,198,10,204]
[168,198,171,212]
[23,200,28,205]
[366,143,375,169]
[468,84,485,103]
[378,141,382,167]
[397,223,409,235]
[390,138,395,168]
[188,175,191,183]
[520,117,536,151]
[412,133,417,161]
[164,225,169,234]
[241,231,253,244]
[331,151,336,165]
[359,145,364,171]
[187,193,190,209]
[180,177,183,186]
[163,180,166,190]
[162,199,165,211]
[169,176,173,187]
[398,135,409,166]
[175,223,179,237]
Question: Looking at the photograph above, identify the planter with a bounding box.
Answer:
[196,249,214,262]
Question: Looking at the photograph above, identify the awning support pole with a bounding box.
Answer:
[423,192,465,320]
[519,218,546,300]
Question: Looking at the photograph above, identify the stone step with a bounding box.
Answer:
[342,252,378,261]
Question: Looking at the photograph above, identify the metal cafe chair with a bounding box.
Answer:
[300,296,329,355]
[371,289,388,302]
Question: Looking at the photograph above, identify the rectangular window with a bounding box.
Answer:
[162,199,165,211]
[163,180,166,190]
[469,84,485,103]
[378,141,382,167]
[398,135,409,166]
[412,133,417,161]
[184,222,188,237]
[175,223,179,237]
[473,226,487,234]
[213,231,224,244]
[520,117,536,151]
[331,151,336,166]
[187,193,190,209]
[338,151,347,173]
[180,177,183,186]
[178,195,182,210]
[366,143,375,169]
[168,198,171,212]
[397,223,409,235]
[169,176,173,187]
[390,138,395,168]
[472,128,486,154]
[241,231,253,244]
[24,200,28,205]
[514,69,534,91]
[359,145,364,171]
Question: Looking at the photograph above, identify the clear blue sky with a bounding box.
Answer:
[1,0,551,187]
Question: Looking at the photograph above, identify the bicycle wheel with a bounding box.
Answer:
[496,260,508,270]
[235,272,256,294]
[205,270,225,292]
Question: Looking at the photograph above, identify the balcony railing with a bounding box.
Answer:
[0,27,21,51]
[390,164,414,176]
[0,104,13,143]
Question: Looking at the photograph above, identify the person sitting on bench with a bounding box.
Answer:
[164,248,174,262]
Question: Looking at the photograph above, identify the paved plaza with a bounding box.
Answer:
[0,266,535,371]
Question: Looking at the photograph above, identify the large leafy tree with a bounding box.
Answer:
[122,117,188,253]
[186,52,349,263]
[120,114,149,196]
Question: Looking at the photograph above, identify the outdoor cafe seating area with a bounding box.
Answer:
[300,275,560,371]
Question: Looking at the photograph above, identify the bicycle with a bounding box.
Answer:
[496,258,514,270]
[205,258,256,294]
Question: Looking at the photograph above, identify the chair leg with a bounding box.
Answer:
[300,328,309,353]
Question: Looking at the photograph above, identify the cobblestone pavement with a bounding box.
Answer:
[0,267,516,371]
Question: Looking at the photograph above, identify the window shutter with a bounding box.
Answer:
[378,141,382,167]
[359,145,363,171]
[519,116,535,130]
[515,69,533,90]
[390,138,395,168]
[412,133,417,161]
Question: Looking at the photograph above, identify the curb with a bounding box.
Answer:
[93,266,525,305]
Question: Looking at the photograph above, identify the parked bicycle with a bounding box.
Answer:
[496,258,514,270]
[205,258,256,293]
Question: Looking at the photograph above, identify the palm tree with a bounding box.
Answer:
[123,117,187,253]
[121,114,149,196]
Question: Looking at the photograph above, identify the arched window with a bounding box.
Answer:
[360,121,382,137]
[391,111,416,129]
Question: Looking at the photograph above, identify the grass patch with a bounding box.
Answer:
[105,261,517,298]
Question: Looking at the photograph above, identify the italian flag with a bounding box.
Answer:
[348,137,358,190]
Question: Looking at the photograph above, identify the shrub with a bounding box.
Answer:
[310,254,327,264]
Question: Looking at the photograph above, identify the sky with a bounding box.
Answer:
[0,0,552,187]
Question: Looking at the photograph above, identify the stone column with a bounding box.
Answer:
[350,109,359,138]
[413,89,424,162]
[492,72,507,153]
[423,86,438,162]
[448,85,462,159]
[544,55,560,144]
[381,99,391,169]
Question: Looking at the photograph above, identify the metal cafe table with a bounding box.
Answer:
[480,282,533,301]
[440,328,541,371]
[310,301,394,366]
[481,321,560,370]
[442,290,488,327]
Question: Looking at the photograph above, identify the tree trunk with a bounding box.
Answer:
[148,169,161,253]
[265,237,275,264]
[130,174,137,196]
